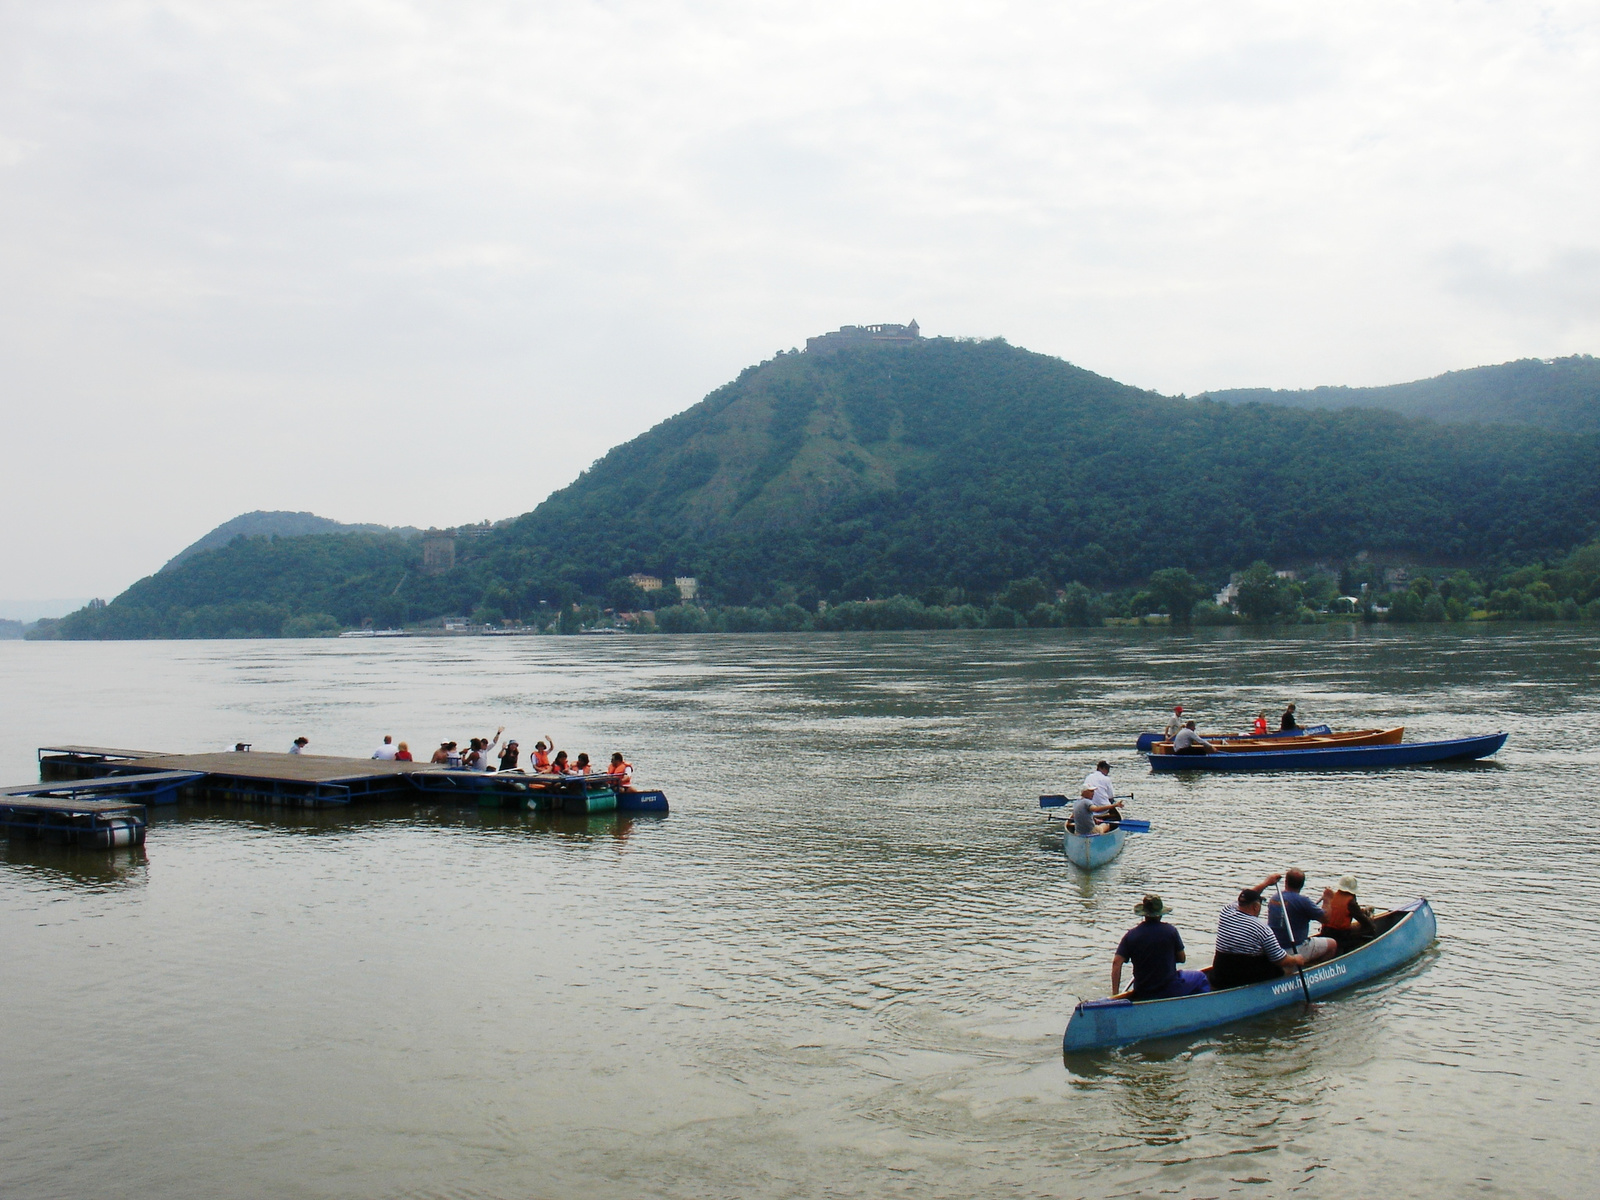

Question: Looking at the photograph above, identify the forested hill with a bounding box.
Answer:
[41,337,1600,637]
[1202,355,1600,432]
[476,338,1600,604]
[162,510,420,572]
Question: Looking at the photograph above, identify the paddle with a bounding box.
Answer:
[1039,793,1134,808]
[1273,882,1313,1008]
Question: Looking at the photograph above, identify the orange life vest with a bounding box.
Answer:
[533,749,551,770]
[608,759,633,783]
[1322,891,1357,931]
[1253,717,1268,735]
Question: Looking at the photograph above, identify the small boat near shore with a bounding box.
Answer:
[1147,727,1404,754]
[1135,725,1330,752]
[1065,827,1127,869]
[1147,732,1506,772]
[1063,898,1437,1051]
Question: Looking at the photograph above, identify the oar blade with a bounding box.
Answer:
[1039,795,1069,808]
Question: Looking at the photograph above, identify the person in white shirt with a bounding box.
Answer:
[1081,760,1114,806]
[372,736,398,761]
[1163,706,1186,740]
[473,726,505,771]
[1078,759,1121,831]
[289,737,309,754]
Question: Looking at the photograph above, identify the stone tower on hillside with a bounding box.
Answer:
[805,320,921,355]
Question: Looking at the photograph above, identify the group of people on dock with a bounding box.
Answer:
[1162,701,1303,755]
[1110,869,1379,999]
[278,732,634,785]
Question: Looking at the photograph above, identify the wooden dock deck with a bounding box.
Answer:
[35,747,667,812]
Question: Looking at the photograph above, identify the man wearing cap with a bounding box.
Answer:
[1317,874,1379,951]
[1112,895,1211,1000]
[1071,761,1116,836]
[1163,705,1187,741]
[1211,873,1311,989]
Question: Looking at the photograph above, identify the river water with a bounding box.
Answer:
[1,627,1595,1199]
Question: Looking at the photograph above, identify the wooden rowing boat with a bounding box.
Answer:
[1063,898,1436,1051]
[1147,727,1404,754]
[1134,725,1330,751]
[1147,732,1507,772]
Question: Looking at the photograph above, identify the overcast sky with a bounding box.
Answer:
[2,1,1597,608]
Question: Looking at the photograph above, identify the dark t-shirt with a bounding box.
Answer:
[1115,920,1184,997]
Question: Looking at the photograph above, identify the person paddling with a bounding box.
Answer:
[1112,895,1211,1000]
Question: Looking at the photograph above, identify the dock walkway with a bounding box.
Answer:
[37,747,667,813]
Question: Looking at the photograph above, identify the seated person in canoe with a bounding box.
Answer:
[1265,868,1339,966]
[1252,712,1269,735]
[1072,761,1117,835]
[1318,874,1379,951]
[1172,722,1214,755]
[1279,702,1300,732]
[1113,894,1211,1000]
[1210,875,1312,989]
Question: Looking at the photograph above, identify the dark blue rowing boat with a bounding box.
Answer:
[1147,732,1506,772]
[1063,898,1436,1051]
[1134,725,1329,752]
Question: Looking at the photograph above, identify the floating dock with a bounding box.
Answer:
[37,746,668,813]
[0,771,203,847]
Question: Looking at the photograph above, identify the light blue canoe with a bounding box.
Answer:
[1063,898,1437,1052]
[1064,827,1127,869]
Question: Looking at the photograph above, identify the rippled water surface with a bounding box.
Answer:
[2,627,1597,1199]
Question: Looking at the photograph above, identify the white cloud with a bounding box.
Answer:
[1,0,1598,595]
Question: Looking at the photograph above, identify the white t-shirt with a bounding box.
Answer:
[1081,769,1114,805]
[475,736,499,771]
[372,743,398,761]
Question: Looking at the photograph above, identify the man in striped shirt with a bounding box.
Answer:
[1211,874,1310,989]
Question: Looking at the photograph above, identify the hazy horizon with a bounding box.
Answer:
[4,2,1597,600]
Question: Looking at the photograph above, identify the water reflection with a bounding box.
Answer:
[1,839,149,890]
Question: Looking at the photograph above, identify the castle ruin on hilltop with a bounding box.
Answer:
[804,320,921,355]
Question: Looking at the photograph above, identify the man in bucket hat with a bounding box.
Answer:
[1111,894,1212,1000]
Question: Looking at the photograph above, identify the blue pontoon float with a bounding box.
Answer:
[1063,898,1436,1051]
[1146,733,1506,772]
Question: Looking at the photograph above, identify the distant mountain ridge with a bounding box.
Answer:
[162,511,421,572]
[37,337,1600,639]
[1202,355,1600,432]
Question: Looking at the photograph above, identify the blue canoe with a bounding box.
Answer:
[1134,725,1330,752]
[1147,732,1506,772]
[1065,827,1127,869]
[1063,898,1437,1051]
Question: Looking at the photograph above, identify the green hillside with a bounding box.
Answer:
[1204,355,1600,432]
[38,337,1600,638]
[161,510,420,572]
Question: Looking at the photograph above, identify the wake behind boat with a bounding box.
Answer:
[1063,898,1437,1051]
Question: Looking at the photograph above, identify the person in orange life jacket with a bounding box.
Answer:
[549,750,570,775]
[572,752,592,775]
[1318,874,1378,951]
[532,740,554,772]
[607,753,633,787]
[1252,712,1269,736]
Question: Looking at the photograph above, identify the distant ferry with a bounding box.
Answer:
[337,629,411,639]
